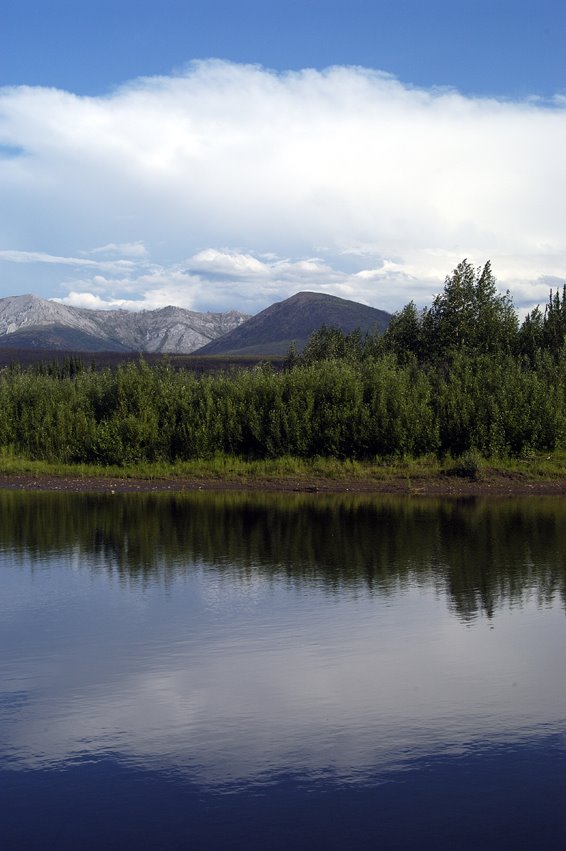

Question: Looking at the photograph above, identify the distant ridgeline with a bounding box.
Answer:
[0,260,565,463]
[0,290,388,357]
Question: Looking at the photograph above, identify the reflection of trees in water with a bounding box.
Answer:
[1,491,565,621]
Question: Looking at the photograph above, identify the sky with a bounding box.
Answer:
[0,0,565,315]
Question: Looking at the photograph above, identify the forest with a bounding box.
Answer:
[0,260,565,465]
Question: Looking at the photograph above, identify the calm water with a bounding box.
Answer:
[1,490,565,849]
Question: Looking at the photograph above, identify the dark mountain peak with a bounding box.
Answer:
[196,291,391,357]
[289,290,343,300]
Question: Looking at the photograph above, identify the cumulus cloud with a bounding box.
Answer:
[0,60,565,313]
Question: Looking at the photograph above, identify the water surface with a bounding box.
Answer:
[1,491,565,849]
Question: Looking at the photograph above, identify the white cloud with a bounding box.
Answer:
[188,248,269,278]
[0,61,565,313]
[53,291,133,310]
[87,241,149,258]
[0,248,137,272]
[53,250,428,313]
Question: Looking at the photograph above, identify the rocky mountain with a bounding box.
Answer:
[0,294,249,353]
[195,291,391,356]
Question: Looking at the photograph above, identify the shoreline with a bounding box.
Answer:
[1,470,566,497]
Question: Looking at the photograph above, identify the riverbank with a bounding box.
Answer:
[0,455,565,496]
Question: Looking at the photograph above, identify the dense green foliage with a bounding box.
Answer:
[1,260,565,465]
[384,260,519,362]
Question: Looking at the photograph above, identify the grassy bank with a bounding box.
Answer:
[1,451,566,488]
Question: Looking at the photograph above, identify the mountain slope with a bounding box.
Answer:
[195,291,391,356]
[0,324,129,352]
[0,294,249,353]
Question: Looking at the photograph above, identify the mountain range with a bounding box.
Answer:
[0,292,391,356]
[0,294,249,353]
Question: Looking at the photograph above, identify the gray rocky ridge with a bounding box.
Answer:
[0,294,249,353]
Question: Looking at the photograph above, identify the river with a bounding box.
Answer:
[1,491,565,849]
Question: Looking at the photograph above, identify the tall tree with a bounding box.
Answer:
[543,285,566,355]
[421,260,518,359]
[381,301,424,363]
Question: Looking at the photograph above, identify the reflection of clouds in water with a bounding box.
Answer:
[6,663,563,787]
[196,565,269,611]
[3,491,566,802]
[4,586,566,787]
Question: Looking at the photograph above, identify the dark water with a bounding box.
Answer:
[1,490,565,850]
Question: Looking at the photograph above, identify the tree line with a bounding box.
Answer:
[0,260,564,464]
[297,260,566,367]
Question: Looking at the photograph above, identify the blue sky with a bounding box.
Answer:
[0,1,565,313]
[2,0,564,98]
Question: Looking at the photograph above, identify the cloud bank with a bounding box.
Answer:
[0,60,565,313]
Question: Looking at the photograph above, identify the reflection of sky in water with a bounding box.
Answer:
[2,547,565,790]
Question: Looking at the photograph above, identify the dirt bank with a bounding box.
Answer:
[0,471,565,497]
